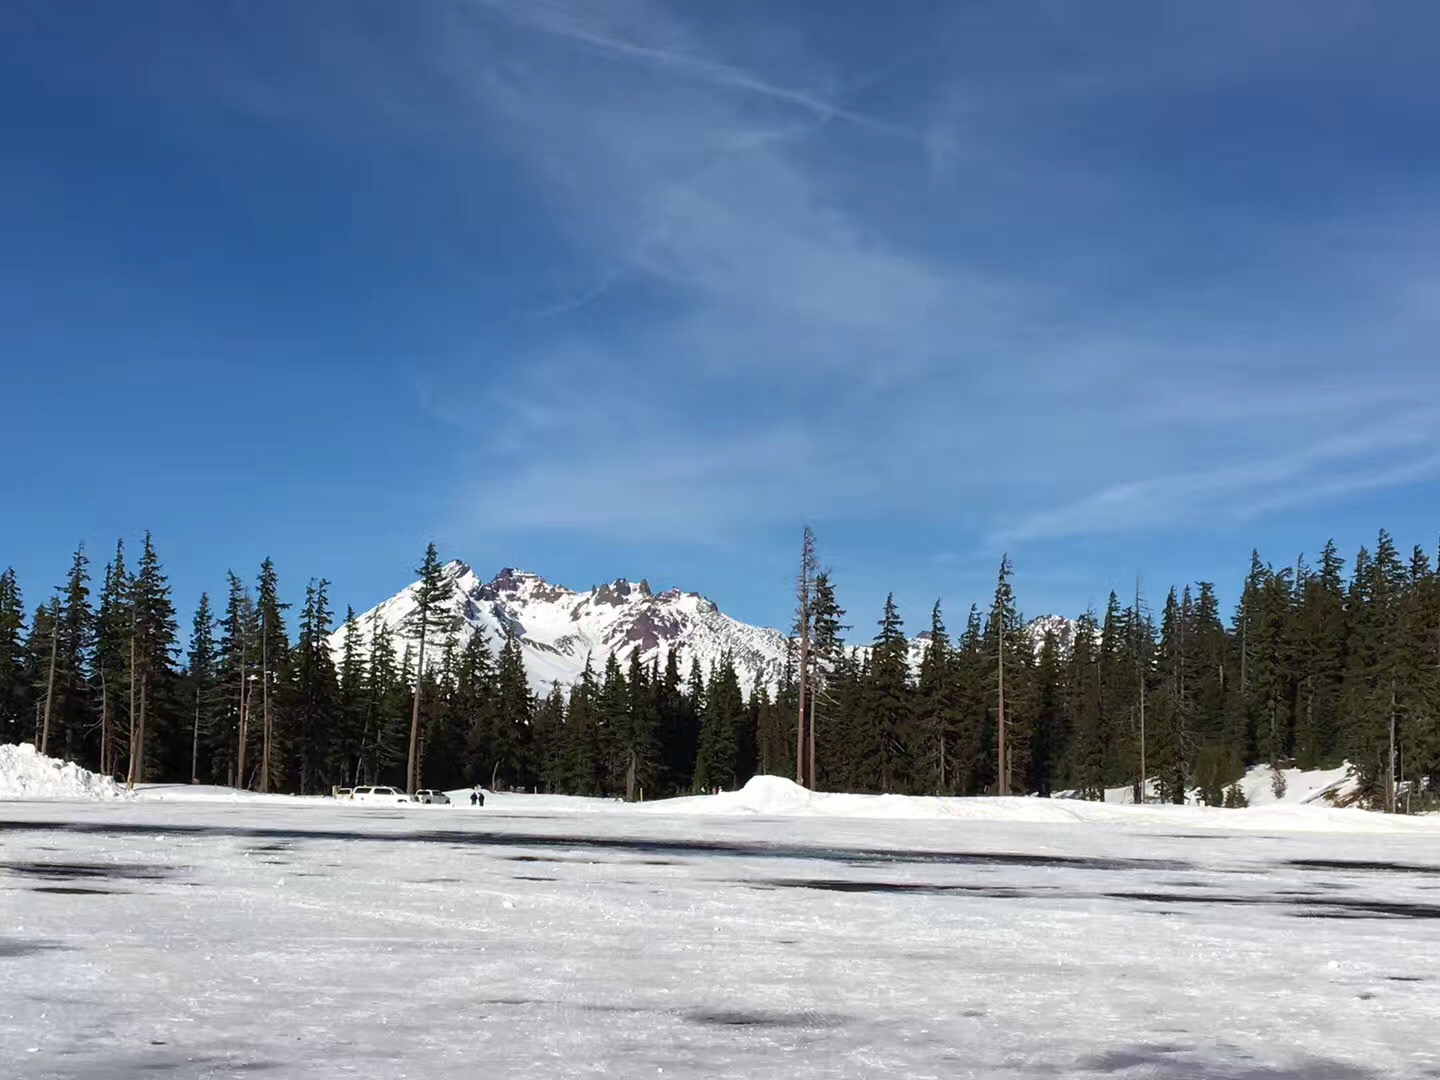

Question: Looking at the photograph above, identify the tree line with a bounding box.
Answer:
[1,529,1436,808]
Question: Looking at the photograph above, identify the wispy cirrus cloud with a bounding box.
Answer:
[47,0,1440,614]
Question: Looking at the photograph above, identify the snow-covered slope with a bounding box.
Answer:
[1067,760,1360,809]
[330,563,791,695]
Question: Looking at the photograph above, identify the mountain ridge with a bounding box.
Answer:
[329,562,1074,696]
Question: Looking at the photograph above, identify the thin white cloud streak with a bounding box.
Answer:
[471,0,920,139]
[95,0,1440,551]
[990,411,1440,546]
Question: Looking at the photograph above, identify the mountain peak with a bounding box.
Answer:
[333,562,789,695]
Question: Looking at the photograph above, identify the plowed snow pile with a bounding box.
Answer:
[0,743,129,799]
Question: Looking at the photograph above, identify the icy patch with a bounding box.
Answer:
[0,743,130,800]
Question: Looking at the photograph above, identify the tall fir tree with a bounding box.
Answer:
[0,568,27,745]
[1066,610,1105,799]
[128,533,177,785]
[405,544,447,793]
[915,601,957,793]
[865,593,912,793]
[694,652,745,792]
[335,607,368,786]
[216,572,257,787]
[184,592,219,784]
[254,557,290,792]
[52,545,94,763]
[285,579,341,793]
[494,630,535,789]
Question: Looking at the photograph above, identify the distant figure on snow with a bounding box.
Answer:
[471,787,485,807]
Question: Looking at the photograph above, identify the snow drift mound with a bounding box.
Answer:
[0,743,130,800]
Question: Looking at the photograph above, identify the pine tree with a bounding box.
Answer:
[915,601,957,793]
[1293,542,1346,769]
[1396,546,1440,808]
[0,568,27,745]
[336,607,368,786]
[128,533,177,786]
[421,632,468,791]
[52,544,94,763]
[285,579,340,793]
[562,657,604,795]
[494,630,534,789]
[953,605,992,796]
[217,572,257,788]
[866,593,912,793]
[23,601,58,749]
[1342,532,1407,807]
[1066,610,1105,799]
[533,683,566,793]
[456,627,499,785]
[619,649,660,800]
[807,570,846,786]
[989,558,1030,794]
[405,544,447,794]
[1149,588,1189,803]
[185,592,218,784]
[1098,592,1136,789]
[694,652,744,791]
[1030,625,1067,796]
[254,557,291,793]
[363,612,405,785]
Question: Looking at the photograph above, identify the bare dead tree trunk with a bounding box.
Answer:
[795,530,811,788]
[126,628,139,789]
[1389,680,1397,814]
[236,632,249,789]
[100,670,110,776]
[39,601,59,757]
[260,609,271,794]
[407,616,427,794]
[192,683,201,784]
[997,614,1008,796]
[134,673,148,790]
[808,688,817,792]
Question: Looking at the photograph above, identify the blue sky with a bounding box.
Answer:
[4,0,1440,636]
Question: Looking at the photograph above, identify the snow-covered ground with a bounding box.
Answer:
[1059,760,1360,810]
[5,775,1440,1078]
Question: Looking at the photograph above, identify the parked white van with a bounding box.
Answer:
[350,785,412,804]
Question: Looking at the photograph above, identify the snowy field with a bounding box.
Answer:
[5,773,1440,1077]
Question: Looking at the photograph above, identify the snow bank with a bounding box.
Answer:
[1062,761,1361,808]
[637,773,1439,834]
[0,743,130,800]
[1239,761,1358,807]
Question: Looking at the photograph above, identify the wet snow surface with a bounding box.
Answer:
[4,798,1440,1079]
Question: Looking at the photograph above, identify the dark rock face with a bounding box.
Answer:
[592,579,638,606]
[479,568,568,605]
[624,609,685,652]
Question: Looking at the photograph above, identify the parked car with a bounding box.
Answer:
[333,787,352,800]
[415,789,450,805]
[351,785,412,804]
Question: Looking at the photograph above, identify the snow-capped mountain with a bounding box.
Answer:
[331,562,1079,696]
[1026,613,1079,653]
[329,563,791,695]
